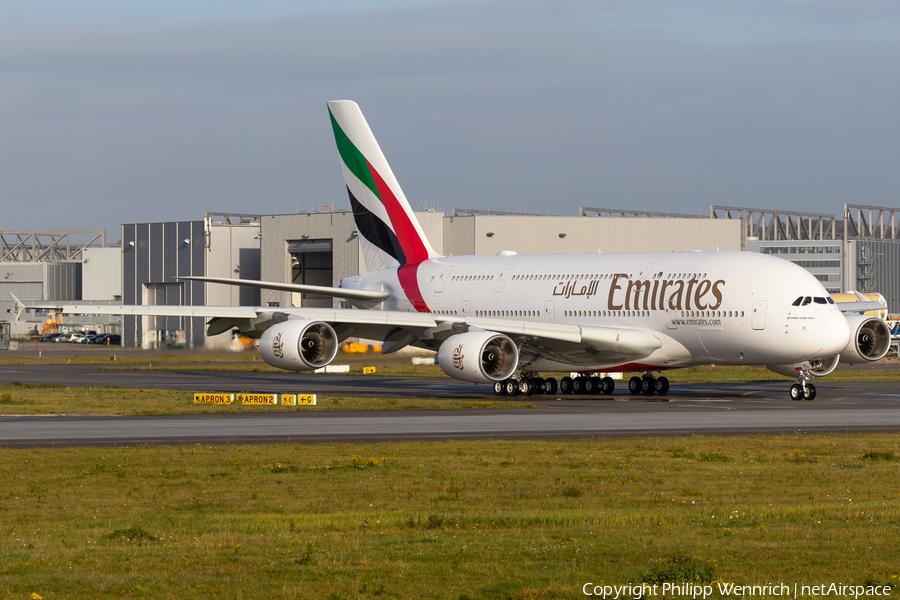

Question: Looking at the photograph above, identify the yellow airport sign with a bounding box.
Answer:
[297,394,316,405]
[194,393,234,405]
[280,394,297,406]
[239,393,277,405]
[363,366,376,375]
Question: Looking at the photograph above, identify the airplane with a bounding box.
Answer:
[11,100,892,401]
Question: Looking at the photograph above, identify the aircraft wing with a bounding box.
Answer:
[12,293,661,365]
[837,291,888,314]
[177,276,390,302]
[462,316,662,365]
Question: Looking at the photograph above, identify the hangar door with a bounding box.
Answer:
[288,239,334,308]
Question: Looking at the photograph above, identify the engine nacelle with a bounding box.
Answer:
[767,355,840,379]
[259,319,338,371]
[840,314,891,365]
[437,331,519,383]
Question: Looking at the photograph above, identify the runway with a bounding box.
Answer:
[1,362,900,447]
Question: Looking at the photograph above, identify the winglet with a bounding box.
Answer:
[9,293,25,323]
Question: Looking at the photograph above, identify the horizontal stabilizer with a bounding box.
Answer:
[179,276,390,302]
[9,293,25,323]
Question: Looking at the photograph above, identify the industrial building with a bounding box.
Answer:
[4,203,900,349]
[121,213,260,348]
[0,230,120,340]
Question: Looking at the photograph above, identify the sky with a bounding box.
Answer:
[2,0,899,241]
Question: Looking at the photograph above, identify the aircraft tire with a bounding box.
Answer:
[628,376,642,395]
[588,377,602,395]
[790,384,803,401]
[656,376,670,395]
[505,379,520,396]
[640,377,656,395]
[583,378,595,394]
[560,377,573,394]
[601,377,615,395]
[572,377,585,394]
[493,381,506,396]
[544,377,558,395]
[803,383,817,401]
[519,379,535,396]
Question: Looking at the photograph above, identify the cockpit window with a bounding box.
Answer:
[792,297,803,306]
[827,297,835,304]
[801,297,812,306]
[814,297,827,304]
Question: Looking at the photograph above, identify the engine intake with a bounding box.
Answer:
[437,331,519,384]
[259,319,338,371]
[840,314,891,365]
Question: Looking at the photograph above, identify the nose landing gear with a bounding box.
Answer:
[790,370,817,401]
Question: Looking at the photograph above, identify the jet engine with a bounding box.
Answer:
[840,314,891,365]
[437,331,519,383]
[259,319,338,371]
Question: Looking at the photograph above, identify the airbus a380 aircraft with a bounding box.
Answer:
[13,100,892,401]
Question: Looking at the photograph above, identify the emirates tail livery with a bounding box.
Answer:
[13,100,891,400]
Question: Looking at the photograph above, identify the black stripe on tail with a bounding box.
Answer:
[347,186,406,265]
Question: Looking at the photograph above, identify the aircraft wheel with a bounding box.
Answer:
[641,377,656,395]
[789,383,803,401]
[560,376,574,394]
[505,379,520,396]
[803,383,817,401]
[572,377,586,394]
[588,377,602,395]
[628,376,642,395]
[544,377,558,395]
[656,376,670,395]
[519,379,535,396]
[583,377,595,394]
[532,377,545,392]
[493,381,506,396]
[601,377,615,395]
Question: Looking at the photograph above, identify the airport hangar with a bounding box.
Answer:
[2,204,900,348]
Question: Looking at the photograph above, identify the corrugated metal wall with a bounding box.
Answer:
[122,221,205,348]
[260,211,359,308]
[849,240,900,314]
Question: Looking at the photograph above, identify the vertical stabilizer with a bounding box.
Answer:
[328,100,441,272]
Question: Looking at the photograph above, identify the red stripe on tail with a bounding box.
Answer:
[367,159,430,264]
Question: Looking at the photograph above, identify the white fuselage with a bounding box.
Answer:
[345,251,850,372]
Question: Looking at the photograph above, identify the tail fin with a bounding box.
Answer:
[328,100,441,272]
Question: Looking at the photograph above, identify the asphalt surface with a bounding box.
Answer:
[1,360,899,447]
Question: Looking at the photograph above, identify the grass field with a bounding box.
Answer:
[0,383,537,416]
[1,435,898,598]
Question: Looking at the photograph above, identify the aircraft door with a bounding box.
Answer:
[666,309,677,330]
[751,300,767,330]
[434,266,453,293]
[494,265,514,292]
[544,300,555,323]
[461,300,471,316]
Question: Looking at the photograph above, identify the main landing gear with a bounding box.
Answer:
[493,373,669,396]
[493,374,558,396]
[789,371,817,401]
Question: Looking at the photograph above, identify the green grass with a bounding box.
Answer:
[0,383,538,415]
[1,435,899,598]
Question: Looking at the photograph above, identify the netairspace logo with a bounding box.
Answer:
[582,582,894,599]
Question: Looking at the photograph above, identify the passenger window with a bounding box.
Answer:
[792,297,803,306]
[801,297,812,306]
